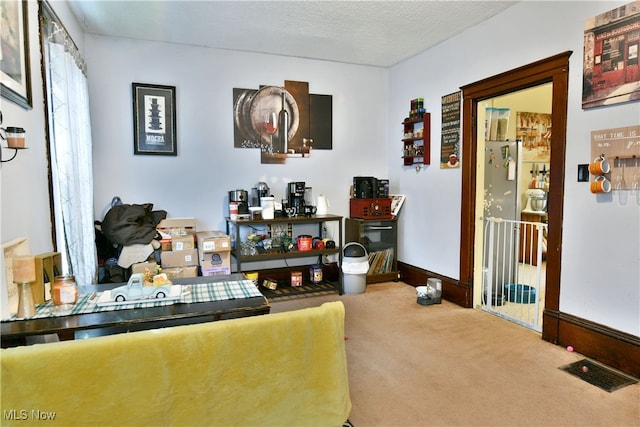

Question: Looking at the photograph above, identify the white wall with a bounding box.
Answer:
[388,1,639,335]
[85,36,388,237]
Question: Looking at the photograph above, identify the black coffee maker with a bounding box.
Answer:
[251,182,270,207]
[287,182,306,214]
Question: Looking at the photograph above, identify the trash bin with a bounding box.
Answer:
[341,242,369,294]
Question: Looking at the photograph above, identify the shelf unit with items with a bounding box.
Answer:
[345,218,399,284]
[225,214,343,296]
[402,113,431,166]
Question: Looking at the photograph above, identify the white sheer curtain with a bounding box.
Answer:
[43,19,97,286]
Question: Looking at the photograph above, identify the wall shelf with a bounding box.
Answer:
[402,113,431,166]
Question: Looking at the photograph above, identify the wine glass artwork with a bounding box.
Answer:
[263,112,278,153]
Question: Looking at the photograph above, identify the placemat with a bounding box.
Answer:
[4,280,263,322]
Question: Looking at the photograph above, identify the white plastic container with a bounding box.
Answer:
[260,197,274,219]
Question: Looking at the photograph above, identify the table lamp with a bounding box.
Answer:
[13,256,37,318]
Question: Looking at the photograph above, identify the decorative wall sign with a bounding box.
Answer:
[132,83,177,156]
[0,0,32,109]
[440,91,461,168]
[582,2,640,109]
[516,112,552,162]
[591,125,640,190]
[233,80,332,164]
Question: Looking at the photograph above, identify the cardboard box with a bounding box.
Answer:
[199,249,230,269]
[157,218,196,240]
[171,234,195,251]
[201,266,232,277]
[199,249,231,277]
[161,249,199,267]
[163,266,199,279]
[131,260,158,275]
[160,239,172,252]
[196,230,231,253]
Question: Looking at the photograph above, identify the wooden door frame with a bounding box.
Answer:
[458,51,572,341]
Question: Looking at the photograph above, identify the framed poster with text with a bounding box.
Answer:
[132,83,177,155]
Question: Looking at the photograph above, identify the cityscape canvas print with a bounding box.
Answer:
[582,2,640,109]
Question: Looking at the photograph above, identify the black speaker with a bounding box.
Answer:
[353,176,377,199]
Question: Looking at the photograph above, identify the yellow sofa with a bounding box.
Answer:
[1,301,351,426]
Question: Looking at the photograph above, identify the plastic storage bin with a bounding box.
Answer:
[341,242,369,294]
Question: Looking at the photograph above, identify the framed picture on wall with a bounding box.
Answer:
[132,83,177,155]
[0,0,32,109]
[582,2,640,109]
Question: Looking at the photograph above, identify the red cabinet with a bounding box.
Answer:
[402,113,431,166]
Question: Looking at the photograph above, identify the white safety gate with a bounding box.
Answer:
[482,217,547,332]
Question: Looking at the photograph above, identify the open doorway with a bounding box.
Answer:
[458,52,572,342]
[476,84,552,332]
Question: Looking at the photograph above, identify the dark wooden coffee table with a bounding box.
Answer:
[1,274,270,347]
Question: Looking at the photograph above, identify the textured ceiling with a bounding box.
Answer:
[67,1,517,67]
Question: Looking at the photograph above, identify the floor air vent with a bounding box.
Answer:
[559,359,638,392]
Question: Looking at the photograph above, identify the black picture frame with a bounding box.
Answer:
[132,83,177,155]
[0,0,32,109]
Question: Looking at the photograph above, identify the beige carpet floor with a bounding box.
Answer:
[270,282,640,427]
